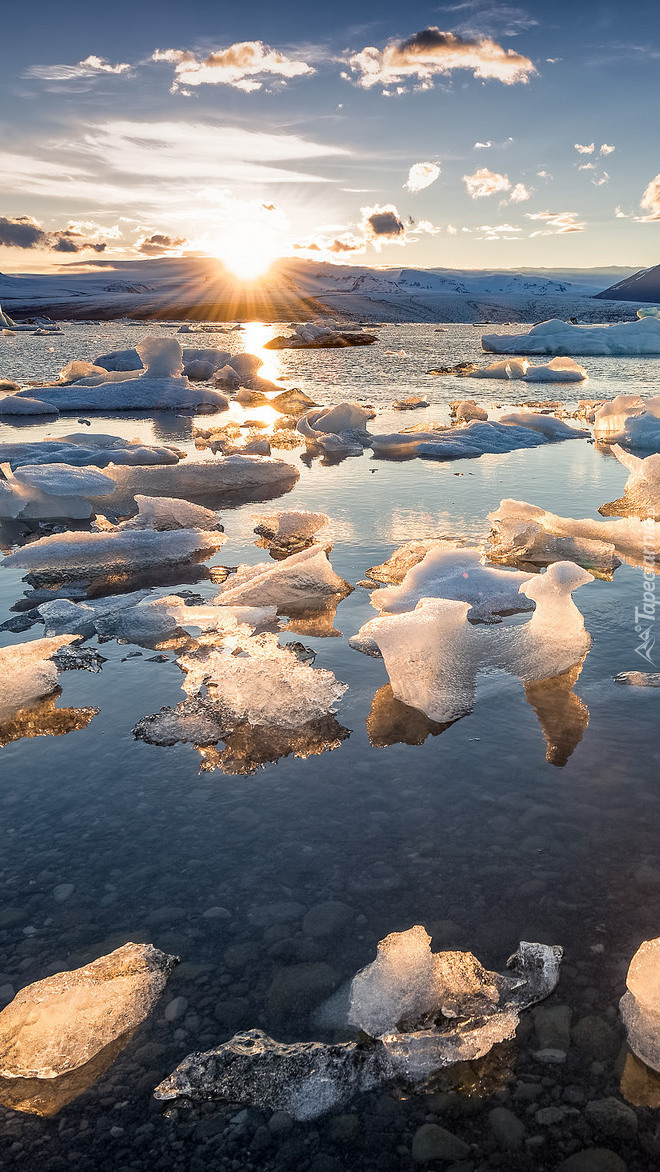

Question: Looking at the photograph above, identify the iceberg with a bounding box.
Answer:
[451,399,489,422]
[0,634,80,724]
[296,403,374,455]
[368,542,534,623]
[0,943,176,1116]
[593,395,646,442]
[9,338,230,413]
[370,417,586,461]
[0,434,183,471]
[482,317,660,357]
[154,929,561,1120]
[3,527,226,584]
[265,321,377,349]
[119,494,222,532]
[621,938,660,1073]
[354,561,593,724]
[253,508,329,550]
[487,497,659,573]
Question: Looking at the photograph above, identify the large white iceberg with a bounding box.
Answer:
[483,317,660,357]
[354,561,593,723]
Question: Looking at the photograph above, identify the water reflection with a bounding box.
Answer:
[0,1031,135,1117]
[367,684,455,747]
[524,660,589,767]
[0,693,97,748]
[620,1048,660,1108]
[197,715,351,775]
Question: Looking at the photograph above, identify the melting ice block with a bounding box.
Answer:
[601,446,660,520]
[370,418,586,460]
[369,542,534,623]
[253,509,329,546]
[3,528,226,583]
[0,943,176,1087]
[154,929,561,1119]
[89,456,299,511]
[0,435,183,470]
[0,634,79,723]
[467,357,587,382]
[296,403,374,455]
[483,317,660,356]
[451,399,489,422]
[120,495,221,532]
[621,938,660,1072]
[9,338,230,413]
[354,561,593,723]
[211,544,349,611]
[486,498,659,574]
[0,463,116,520]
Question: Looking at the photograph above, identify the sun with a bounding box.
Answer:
[209,223,284,281]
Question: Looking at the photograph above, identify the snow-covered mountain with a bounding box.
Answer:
[596,264,660,303]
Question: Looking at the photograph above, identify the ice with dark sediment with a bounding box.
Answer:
[620,938,660,1072]
[0,463,116,520]
[370,416,587,460]
[265,320,377,349]
[3,527,226,583]
[0,943,177,1116]
[482,316,660,356]
[486,498,660,574]
[0,434,184,470]
[367,541,534,623]
[154,928,561,1119]
[6,338,230,413]
[354,561,593,723]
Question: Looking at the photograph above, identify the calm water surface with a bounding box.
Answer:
[1,322,660,1170]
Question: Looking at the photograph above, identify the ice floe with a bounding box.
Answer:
[154,928,561,1119]
[7,338,231,413]
[451,399,489,422]
[483,317,660,356]
[0,633,80,724]
[467,356,587,382]
[0,434,184,470]
[621,937,660,1073]
[353,561,593,724]
[0,943,176,1116]
[365,542,534,624]
[370,417,587,460]
[3,527,226,585]
[119,494,222,532]
[265,321,377,350]
[87,455,299,512]
[487,497,660,573]
[211,544,349,612]
[0,463,116,520]
[253,509,329,550]
[600,446,660,520]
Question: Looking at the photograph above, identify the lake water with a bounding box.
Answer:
[1,321,659,1171]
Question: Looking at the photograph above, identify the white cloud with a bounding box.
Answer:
[507,182,531,202]
[474,140,492,149]
[639,174,660,221]
[463,167,511,198]
[536,168,551,179]
[525,210,586,235]
[152,42,314,92]
[404,161,441,193]
[574,142,595,154]
[600,143,615,155]
[615,206,629,218]
[578,162,595,171]
[343,26,535,93]
[24,55,131,82]
[591,172,609,187]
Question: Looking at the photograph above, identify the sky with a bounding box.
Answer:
[1,0,660,276]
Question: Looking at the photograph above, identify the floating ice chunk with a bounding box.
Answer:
[638,307,660,319]
[265,322,376,350]
[154,933,561,1119]
[621,938,660,1072]
[487,497,659,572]
[355,562,592,723]
[467,358,529,379]
[0,395,57,416]
[38,591,150,637]
[370,542,534,623]
[120,495,221,532]
[371,419,585,461]
[393,395,430,411]
[601,446,660,519]
[0,461,116,521]
[10,337,230,413]
[523,357,588,383]
[497,413,589,439]
[0,303,33,332]
[4,528,226,583]
[90,456,299,512]
[0,941,176,1115]
[483,317,660,357]
[452,399,489,422]
[270,388,318,416]
[0,436,183,471]
[602,400,660,450]
[296,403,374,452]
[367,540,439,585]
[615,671,660,686]
[211,544,349,611]
[593,395,646,442]
[253,509,329,545]
[0,634,79,723]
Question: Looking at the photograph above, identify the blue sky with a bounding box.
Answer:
[2,0,660,274]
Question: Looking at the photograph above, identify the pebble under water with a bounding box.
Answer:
[1,321,660,1171]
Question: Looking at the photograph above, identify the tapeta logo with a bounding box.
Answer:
[635,526,657,665]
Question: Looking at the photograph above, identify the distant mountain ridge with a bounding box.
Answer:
[596,264,660,302]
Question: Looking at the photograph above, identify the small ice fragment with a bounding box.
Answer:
[621,938,660,1072]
